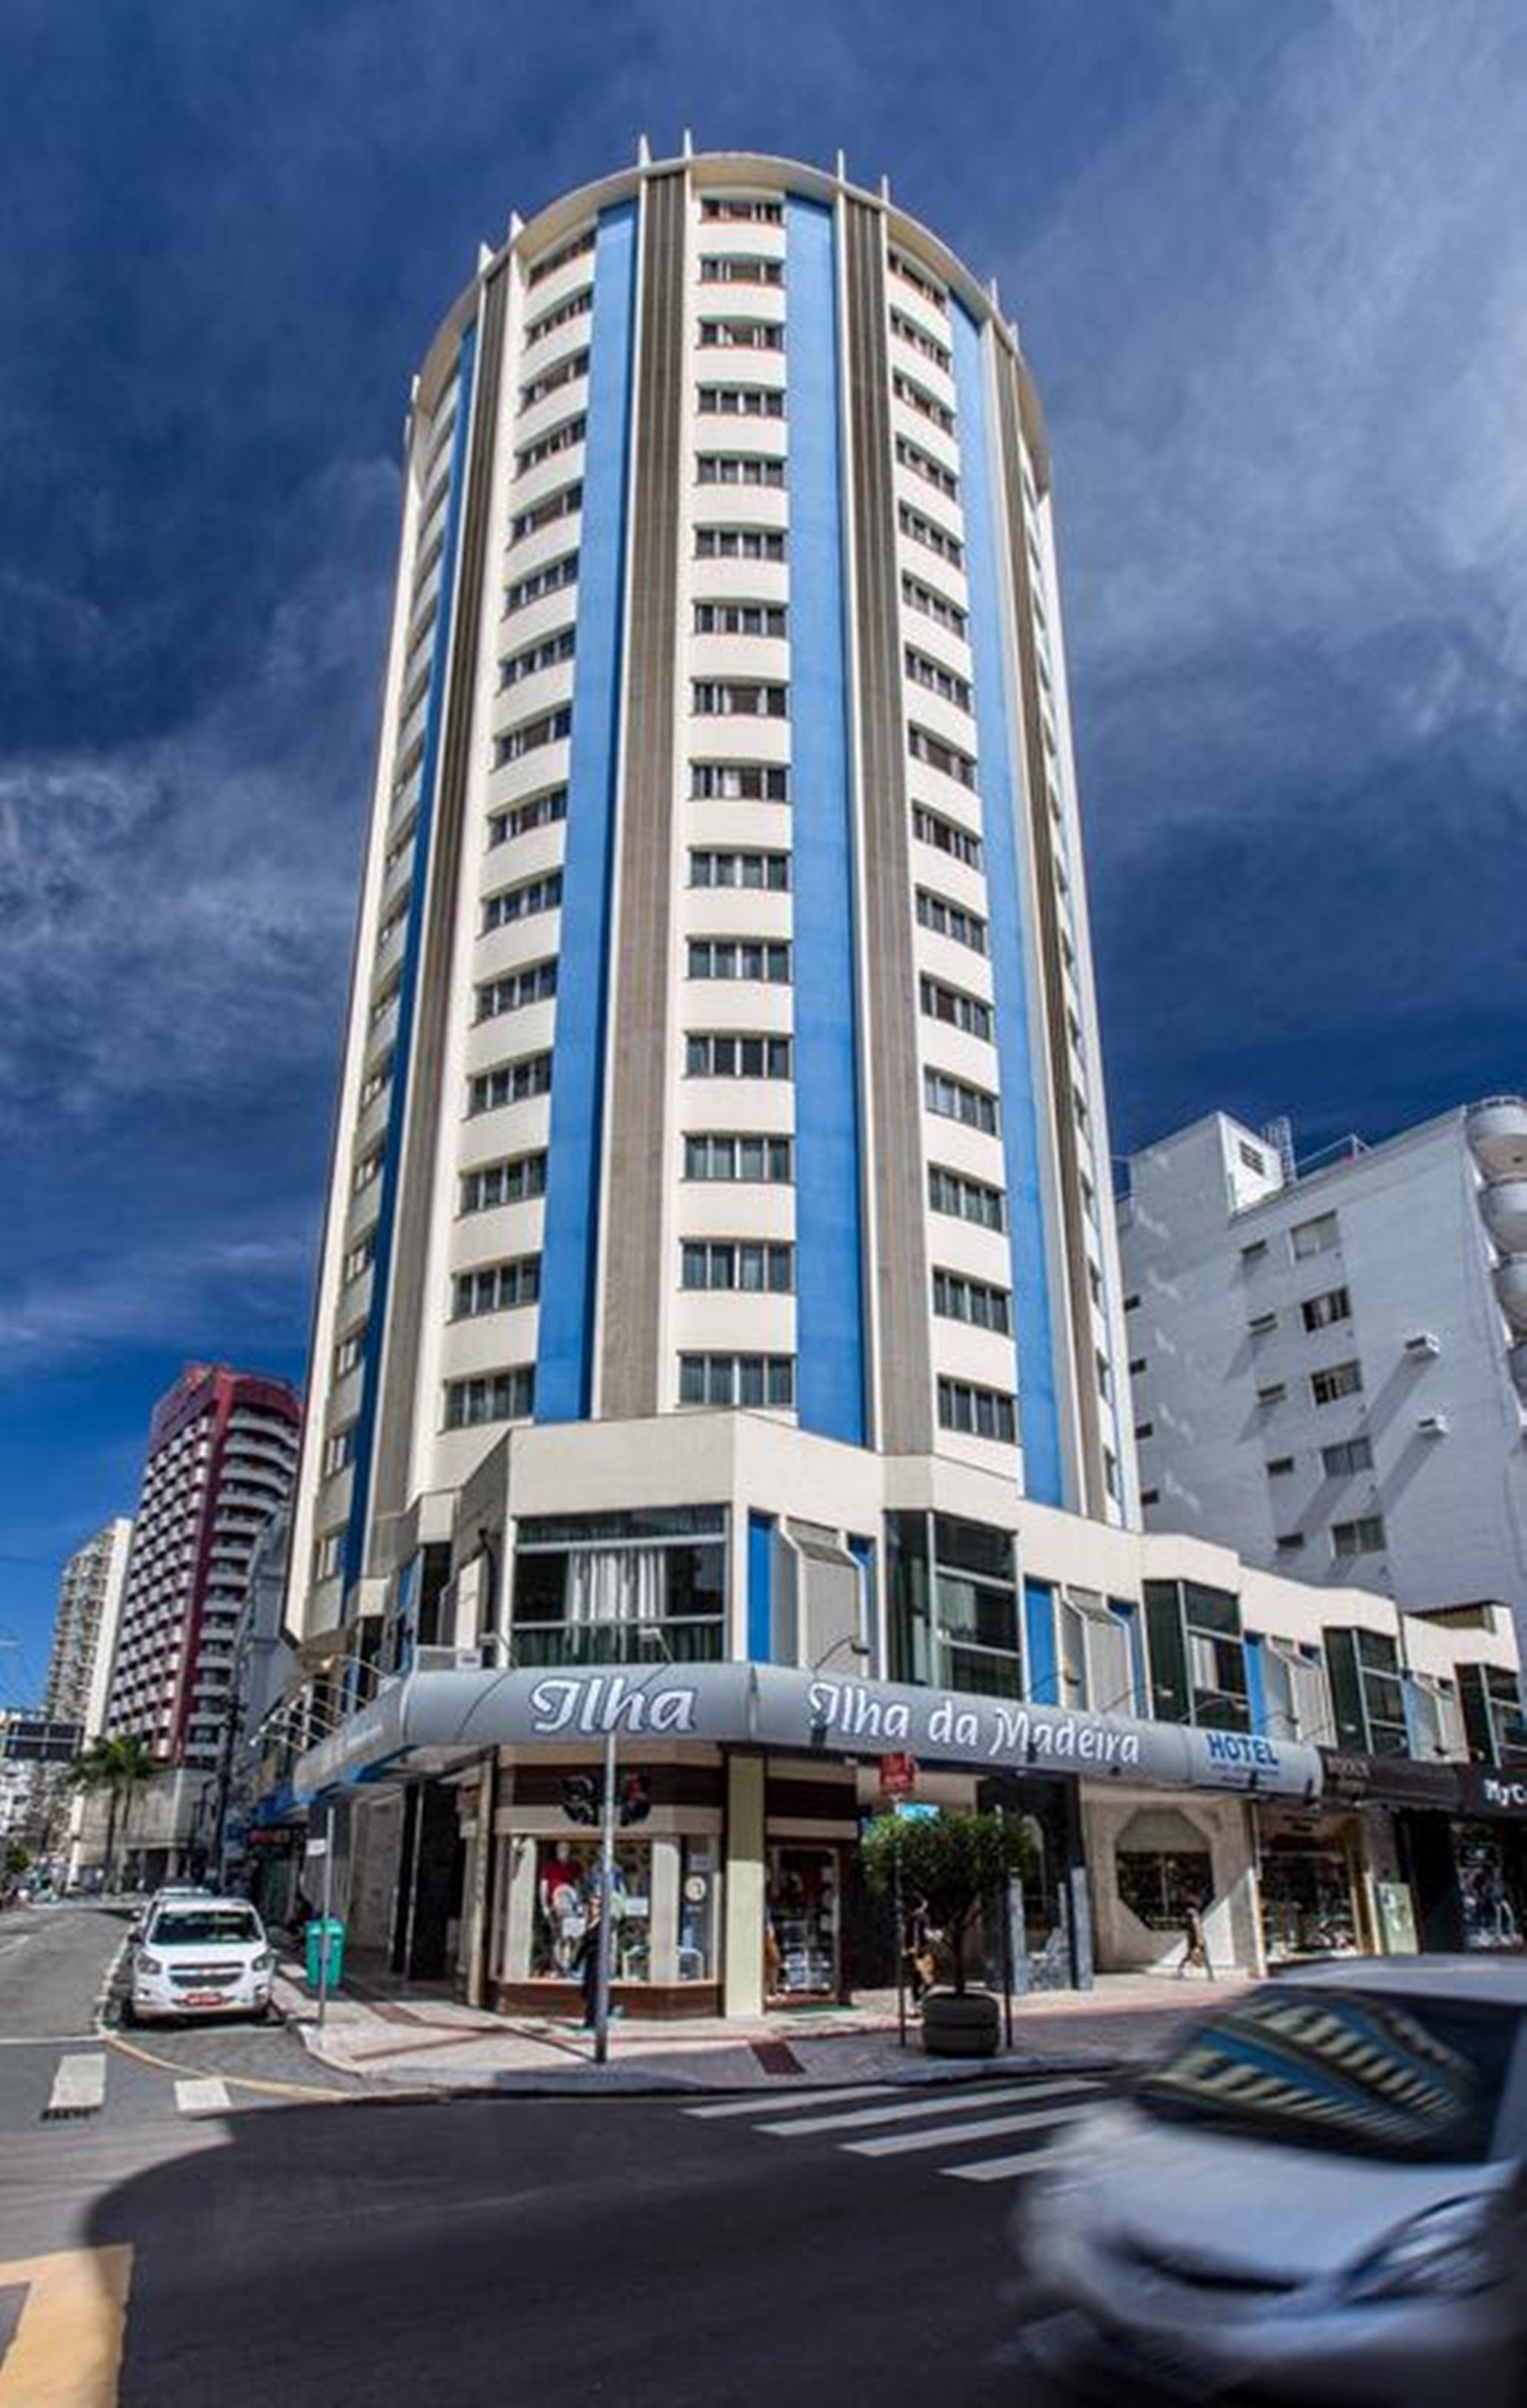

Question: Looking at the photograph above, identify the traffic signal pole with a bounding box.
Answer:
[592,1723,617,2066]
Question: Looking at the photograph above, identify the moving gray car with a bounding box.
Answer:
[1012,1957,1527,2403]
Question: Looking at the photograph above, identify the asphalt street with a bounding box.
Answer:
[0,1905,1084,2405]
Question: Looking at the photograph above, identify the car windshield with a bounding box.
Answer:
[150,1908,261,1948]
[1137,1986,1521,2165]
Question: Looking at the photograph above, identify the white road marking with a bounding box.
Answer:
[846,2100,1099,2157]
[175,2077,233,2117]
[941,2120,1098,2181]
[754,2077,1097,2139]
[43,2052,107,2118]
[685,2083,899,2119]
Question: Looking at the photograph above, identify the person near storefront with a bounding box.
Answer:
[1177,1895,1213,1978]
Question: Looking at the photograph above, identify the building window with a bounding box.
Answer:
[451,1257,541,1318]
[482,872,563,934]
[443,1368,535,1429]
[911,801,981,869]
[892,368,955,436]
[342,1230,377,1284]
[695,525,786,562]
[524,287,594,346]
[680,1241,793,1293]
[1274,1532,1305,1553]
[1266,1455,1295,1476]
[700,196,784,224]
[901,571,967,638]
[697,319,785,352]
[889,251,949,314]
[1256,1380,1286,1405]
[1237,1140,1267,1175]
[928,1164,1005,1232]
[932,1267,1012,1335]
[888,306,951,373]
[1291,1210,1339,1259]
[1325,1624,1408,1757]
[693,601,787,638]
[698,255,784,287]
[1321,1436,1374,1477]
[936,1378,1017,1445]
[499,626,576,688]
[467,1051,553,1114]
[923,1067,998,1136]
[526,227,596,285]
[460,1151,548,1213]
[509,482,583,543]
[1331,1515,1385,1560]
[1135,1420,1155,1442]
[678,1353,795,1407]
[686,1032,792,1080]
[475,960,558,1022]
[314,1530,345,1582]
[513,1504,728,1670]
[691,761,790,802]
[689,848,790,891]
[321,1428,357,1479]
[514,414,586,477]
[1139,1487,1160,1508]
[886,1512,1021,1698]
[696,453,786,487]
[895,434,958,503]
[1116,1811,1213,1936]
[494,705,573,765]
[907,727,976,789]
[1311,1360,1363,1407]
[517,351,589,412]
[697,382,786,417]
[686,938,791,984]
[1302,1286,1351,1333]
[683,1133,792,1184]
[1144,1579,1249,1732]
[898,500,964,568]
[1248,1311,1277,1337]
[692,680,789,718]
[333,1327,365,1379]
[488,787,568,848]
[904,647,972,711]
[919,975,992,1041]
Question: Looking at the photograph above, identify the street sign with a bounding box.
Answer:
[894,1802,941,1822]
[305,1835,329,1860]
[878,1751,918,1802]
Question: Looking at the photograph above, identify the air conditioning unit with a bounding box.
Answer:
[1416,1412,1449,1437]
[1404,1332,1441,1360]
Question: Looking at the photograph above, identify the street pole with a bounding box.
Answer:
[593,1722,617,2066]
[317,1800,335,2029]
[893,1831,907,2049]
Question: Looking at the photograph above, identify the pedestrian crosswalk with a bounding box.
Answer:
[32,2046,241,2127]
[683,2072,1107,2186]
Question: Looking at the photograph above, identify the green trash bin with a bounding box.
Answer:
[305,1917,345,1992]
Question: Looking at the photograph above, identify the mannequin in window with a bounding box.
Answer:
[540,1841,584,1974]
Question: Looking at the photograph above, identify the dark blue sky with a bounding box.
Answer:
[2,0,1523,1688]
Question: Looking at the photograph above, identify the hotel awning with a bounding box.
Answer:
[293,1661,1322,1804]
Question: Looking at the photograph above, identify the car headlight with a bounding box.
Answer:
[136,1954,164,1976]
[1345,2195,1503,2302]
[252,1951,274,1973]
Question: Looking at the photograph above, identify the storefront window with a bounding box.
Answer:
[1259,1836,1360,1960]
[678,1840,716,1981]
[1115,1808,1213,1934]
[512,1507,727,1665]
[1457,1828,1525,1951]
[531,1838,654,1980]
[766,1846,840,1997]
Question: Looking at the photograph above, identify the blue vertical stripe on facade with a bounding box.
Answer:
[748,1512,776,1661]
[786,196,867,1448]
[535,200,638,1423]
[342,323,477,1594]
[1024,1577,1058,1705]
[1245,1635,1269,1738]
[950,303,1062,1507]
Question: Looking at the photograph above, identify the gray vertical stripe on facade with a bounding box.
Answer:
[598,172,686,1420]
[370,265,509,1541]
[844,199,933,1457]
[993,351,1107,1516]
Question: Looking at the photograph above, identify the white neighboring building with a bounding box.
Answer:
[1119,1101,1527,1647]
[42,1516,134,1877]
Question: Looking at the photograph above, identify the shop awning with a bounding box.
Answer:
[293,1661,1322,1804]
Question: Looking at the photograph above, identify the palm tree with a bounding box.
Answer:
[69,1735,158,1891]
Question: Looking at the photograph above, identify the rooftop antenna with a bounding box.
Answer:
[681,127,694,159]
[637,132,651,166]
[1262,1115,1296,1184]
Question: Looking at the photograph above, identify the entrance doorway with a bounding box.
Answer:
[765,1845,842,2002]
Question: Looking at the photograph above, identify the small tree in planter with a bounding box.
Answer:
[861,1809,1036,2056]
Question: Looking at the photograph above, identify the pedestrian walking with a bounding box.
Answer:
[1177,1895,1213,1978]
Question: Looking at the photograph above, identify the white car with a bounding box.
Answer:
[127,1895,276,2026]
[1012,1957,1527,2404]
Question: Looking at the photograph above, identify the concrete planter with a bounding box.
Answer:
[922,1987,1001,2057]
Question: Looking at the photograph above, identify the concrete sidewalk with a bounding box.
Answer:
[273,1963,1245,2096]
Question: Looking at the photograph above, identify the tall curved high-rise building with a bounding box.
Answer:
[291,145,1136,1685]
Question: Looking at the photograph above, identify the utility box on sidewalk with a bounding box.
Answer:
[305,1917,345,1991]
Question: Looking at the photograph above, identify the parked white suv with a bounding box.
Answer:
[127,1896,275,2026]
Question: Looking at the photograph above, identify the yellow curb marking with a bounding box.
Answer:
[0,2245,132,2407]
[103,2027,352,2105]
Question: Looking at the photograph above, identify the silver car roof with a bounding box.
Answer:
[1267,1954,1527,2005]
